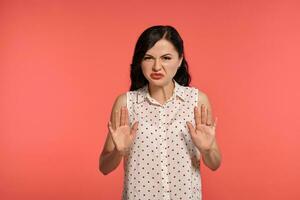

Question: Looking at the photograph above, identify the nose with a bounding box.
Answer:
[152,58,162,71]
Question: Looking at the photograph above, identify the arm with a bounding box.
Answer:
[99,93,127,175]
[100,149,123,175]
[200,138,222,171]
[198,92,222,171]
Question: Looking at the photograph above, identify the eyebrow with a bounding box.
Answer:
[144,53,172,57]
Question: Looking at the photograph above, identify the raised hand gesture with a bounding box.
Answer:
[107,106,139,156]
[186,104,218,154]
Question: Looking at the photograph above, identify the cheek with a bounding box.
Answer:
[166,63,179,73]
[141,61,152,69]
[141,64,151,75]
[164,60,179,67]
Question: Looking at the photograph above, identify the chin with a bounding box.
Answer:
[148,79,170,87]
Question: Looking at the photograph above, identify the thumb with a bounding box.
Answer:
[130,121,139,139]
[213,117,218,128]
[108,121,117,146]
[186,121,196,137]
[108,121,114,135]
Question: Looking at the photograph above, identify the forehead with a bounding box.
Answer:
[146,39,177,55]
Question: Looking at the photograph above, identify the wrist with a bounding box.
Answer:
[114,146,129,157]
[199,147,213,155]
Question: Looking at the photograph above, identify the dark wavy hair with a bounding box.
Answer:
[129,25,191,91]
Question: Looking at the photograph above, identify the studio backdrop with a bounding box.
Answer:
[1,0,300,199]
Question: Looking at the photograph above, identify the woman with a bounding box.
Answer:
[99,25,222,200]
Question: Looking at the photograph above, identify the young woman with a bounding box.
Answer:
[99,25,222,200]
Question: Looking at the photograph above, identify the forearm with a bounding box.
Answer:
[99,148,123,175]
[200,143,222,171]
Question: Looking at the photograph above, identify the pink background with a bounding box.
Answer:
[1,0,300,199]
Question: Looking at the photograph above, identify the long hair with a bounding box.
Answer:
[129,25,191,91]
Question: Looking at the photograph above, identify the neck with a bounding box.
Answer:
[148,80,175,104]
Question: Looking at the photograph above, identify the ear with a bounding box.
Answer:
[178,55,183,68]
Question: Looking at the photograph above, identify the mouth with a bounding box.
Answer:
[150,73,164,80]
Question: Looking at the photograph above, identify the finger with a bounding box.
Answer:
[111,110,116,130]
[206,107,212,126]
[130,121,139,139]
[120,106,125,126]
[108,121,114,134]
[213,116,218,128]
[186,121,196,137]
[194,106,201,129]
[115,109,120,128]
[201,104,206,124]
[124,107,129,125]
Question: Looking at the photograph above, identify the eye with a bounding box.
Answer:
[163,57,171,60]
[143,57,151,60]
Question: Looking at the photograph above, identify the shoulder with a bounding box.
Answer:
[112,92,127,110]
[192,86,211,108]
[184,86,209,101]
[191,87,215,121]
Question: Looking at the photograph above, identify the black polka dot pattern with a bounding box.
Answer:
[122,80,202,200]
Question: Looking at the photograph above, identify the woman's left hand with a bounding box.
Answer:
[186,104,218,153]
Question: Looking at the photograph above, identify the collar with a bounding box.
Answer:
[137,79,186,104]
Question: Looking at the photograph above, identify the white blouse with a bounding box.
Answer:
[123,79,202,200]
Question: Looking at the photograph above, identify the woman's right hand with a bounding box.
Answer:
[107,106,139,156]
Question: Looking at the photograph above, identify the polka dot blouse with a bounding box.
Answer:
[123,79,202,200]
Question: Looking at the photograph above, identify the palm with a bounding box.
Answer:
[111,125,134,152]
[187,105,217,153]
[108,106,138,156]
[193,124,215,151]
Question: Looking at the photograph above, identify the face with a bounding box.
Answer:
[141,39,183,87]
